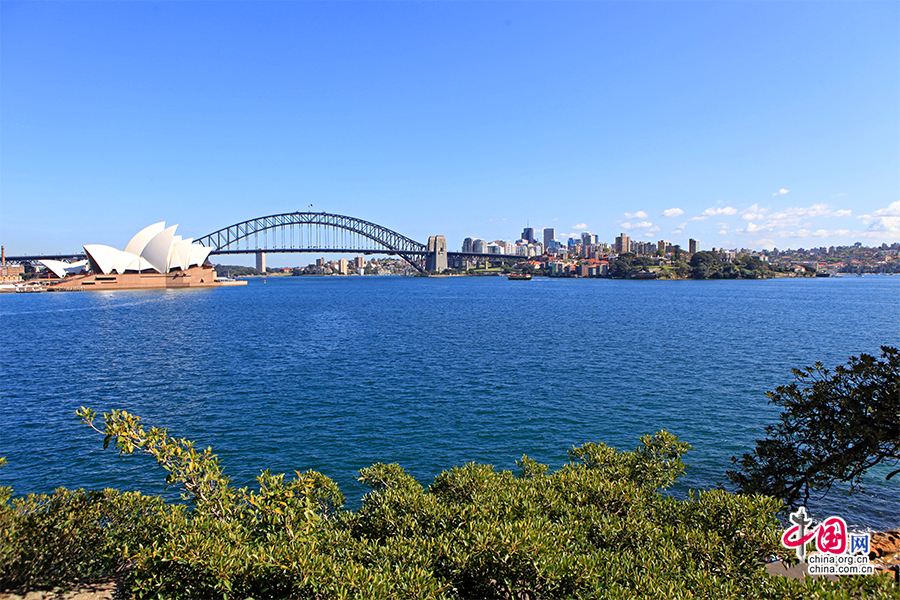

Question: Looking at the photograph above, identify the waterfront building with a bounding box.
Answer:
[462,238,475,253]
[47,222,242,291]
[615,233,631,254]
[473,238,487,254]
[689,239,699,254]
[1,247,25,282]
[633,241,655,256]
[0,264,24,282]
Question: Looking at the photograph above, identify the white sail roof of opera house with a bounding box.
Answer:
[83,222,213,275]
[38,259,89,279]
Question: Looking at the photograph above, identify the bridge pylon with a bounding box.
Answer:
[426,236,447,272]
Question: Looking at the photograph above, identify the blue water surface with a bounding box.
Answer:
[1,275,897,528]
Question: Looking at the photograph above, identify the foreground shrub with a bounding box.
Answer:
[1,413,897,599]
[0,486,174,590]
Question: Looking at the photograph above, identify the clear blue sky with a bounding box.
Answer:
[2,1,897,264]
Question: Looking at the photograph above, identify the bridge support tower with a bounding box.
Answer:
[426,236,447,273]
[256,251,266,273]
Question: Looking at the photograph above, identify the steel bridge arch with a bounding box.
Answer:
[195,212,428,272]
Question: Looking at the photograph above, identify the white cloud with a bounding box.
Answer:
[773,229,850,239]
[572,223,588,230]
[760,203,847,230]
[833,209,852,217]
[672,228,683,234]
[816,229,851,238]
[752,228,855,240]
[702,206,738,217]
[648,226,660,233]
[624,211,648,219]
[740,203,769,221]
[662,208,684,218]
[769,204,832,219]
[620,221,658,232]
[690,216,708,221]
[773,188,790,196]
[718,230,728,235]
[857,201,900,234]
[751,238,777,249]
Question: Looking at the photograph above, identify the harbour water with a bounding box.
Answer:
[1,275,897,529]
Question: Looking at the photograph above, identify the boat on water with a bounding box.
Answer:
[507,273,532,280]
[0,282,45,293]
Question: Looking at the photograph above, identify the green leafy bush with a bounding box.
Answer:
[1,412,896,599]
[0,486,174,590]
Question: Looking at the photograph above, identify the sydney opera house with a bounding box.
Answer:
[46,222,244,290]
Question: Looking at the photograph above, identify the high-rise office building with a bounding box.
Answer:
[543,228,554,250]
[462,238,475,253]
[522,227,534,244]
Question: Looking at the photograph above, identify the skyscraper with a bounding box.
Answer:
[543,228,554,250]
[689,239,699,254]
[615,233,631,254]
[522,227,534,243]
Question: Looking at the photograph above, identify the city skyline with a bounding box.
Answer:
[2,2,897,259]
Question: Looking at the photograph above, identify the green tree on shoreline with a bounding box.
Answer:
[728,346,900,508]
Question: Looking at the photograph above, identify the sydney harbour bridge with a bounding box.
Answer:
[3,212,523,274]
